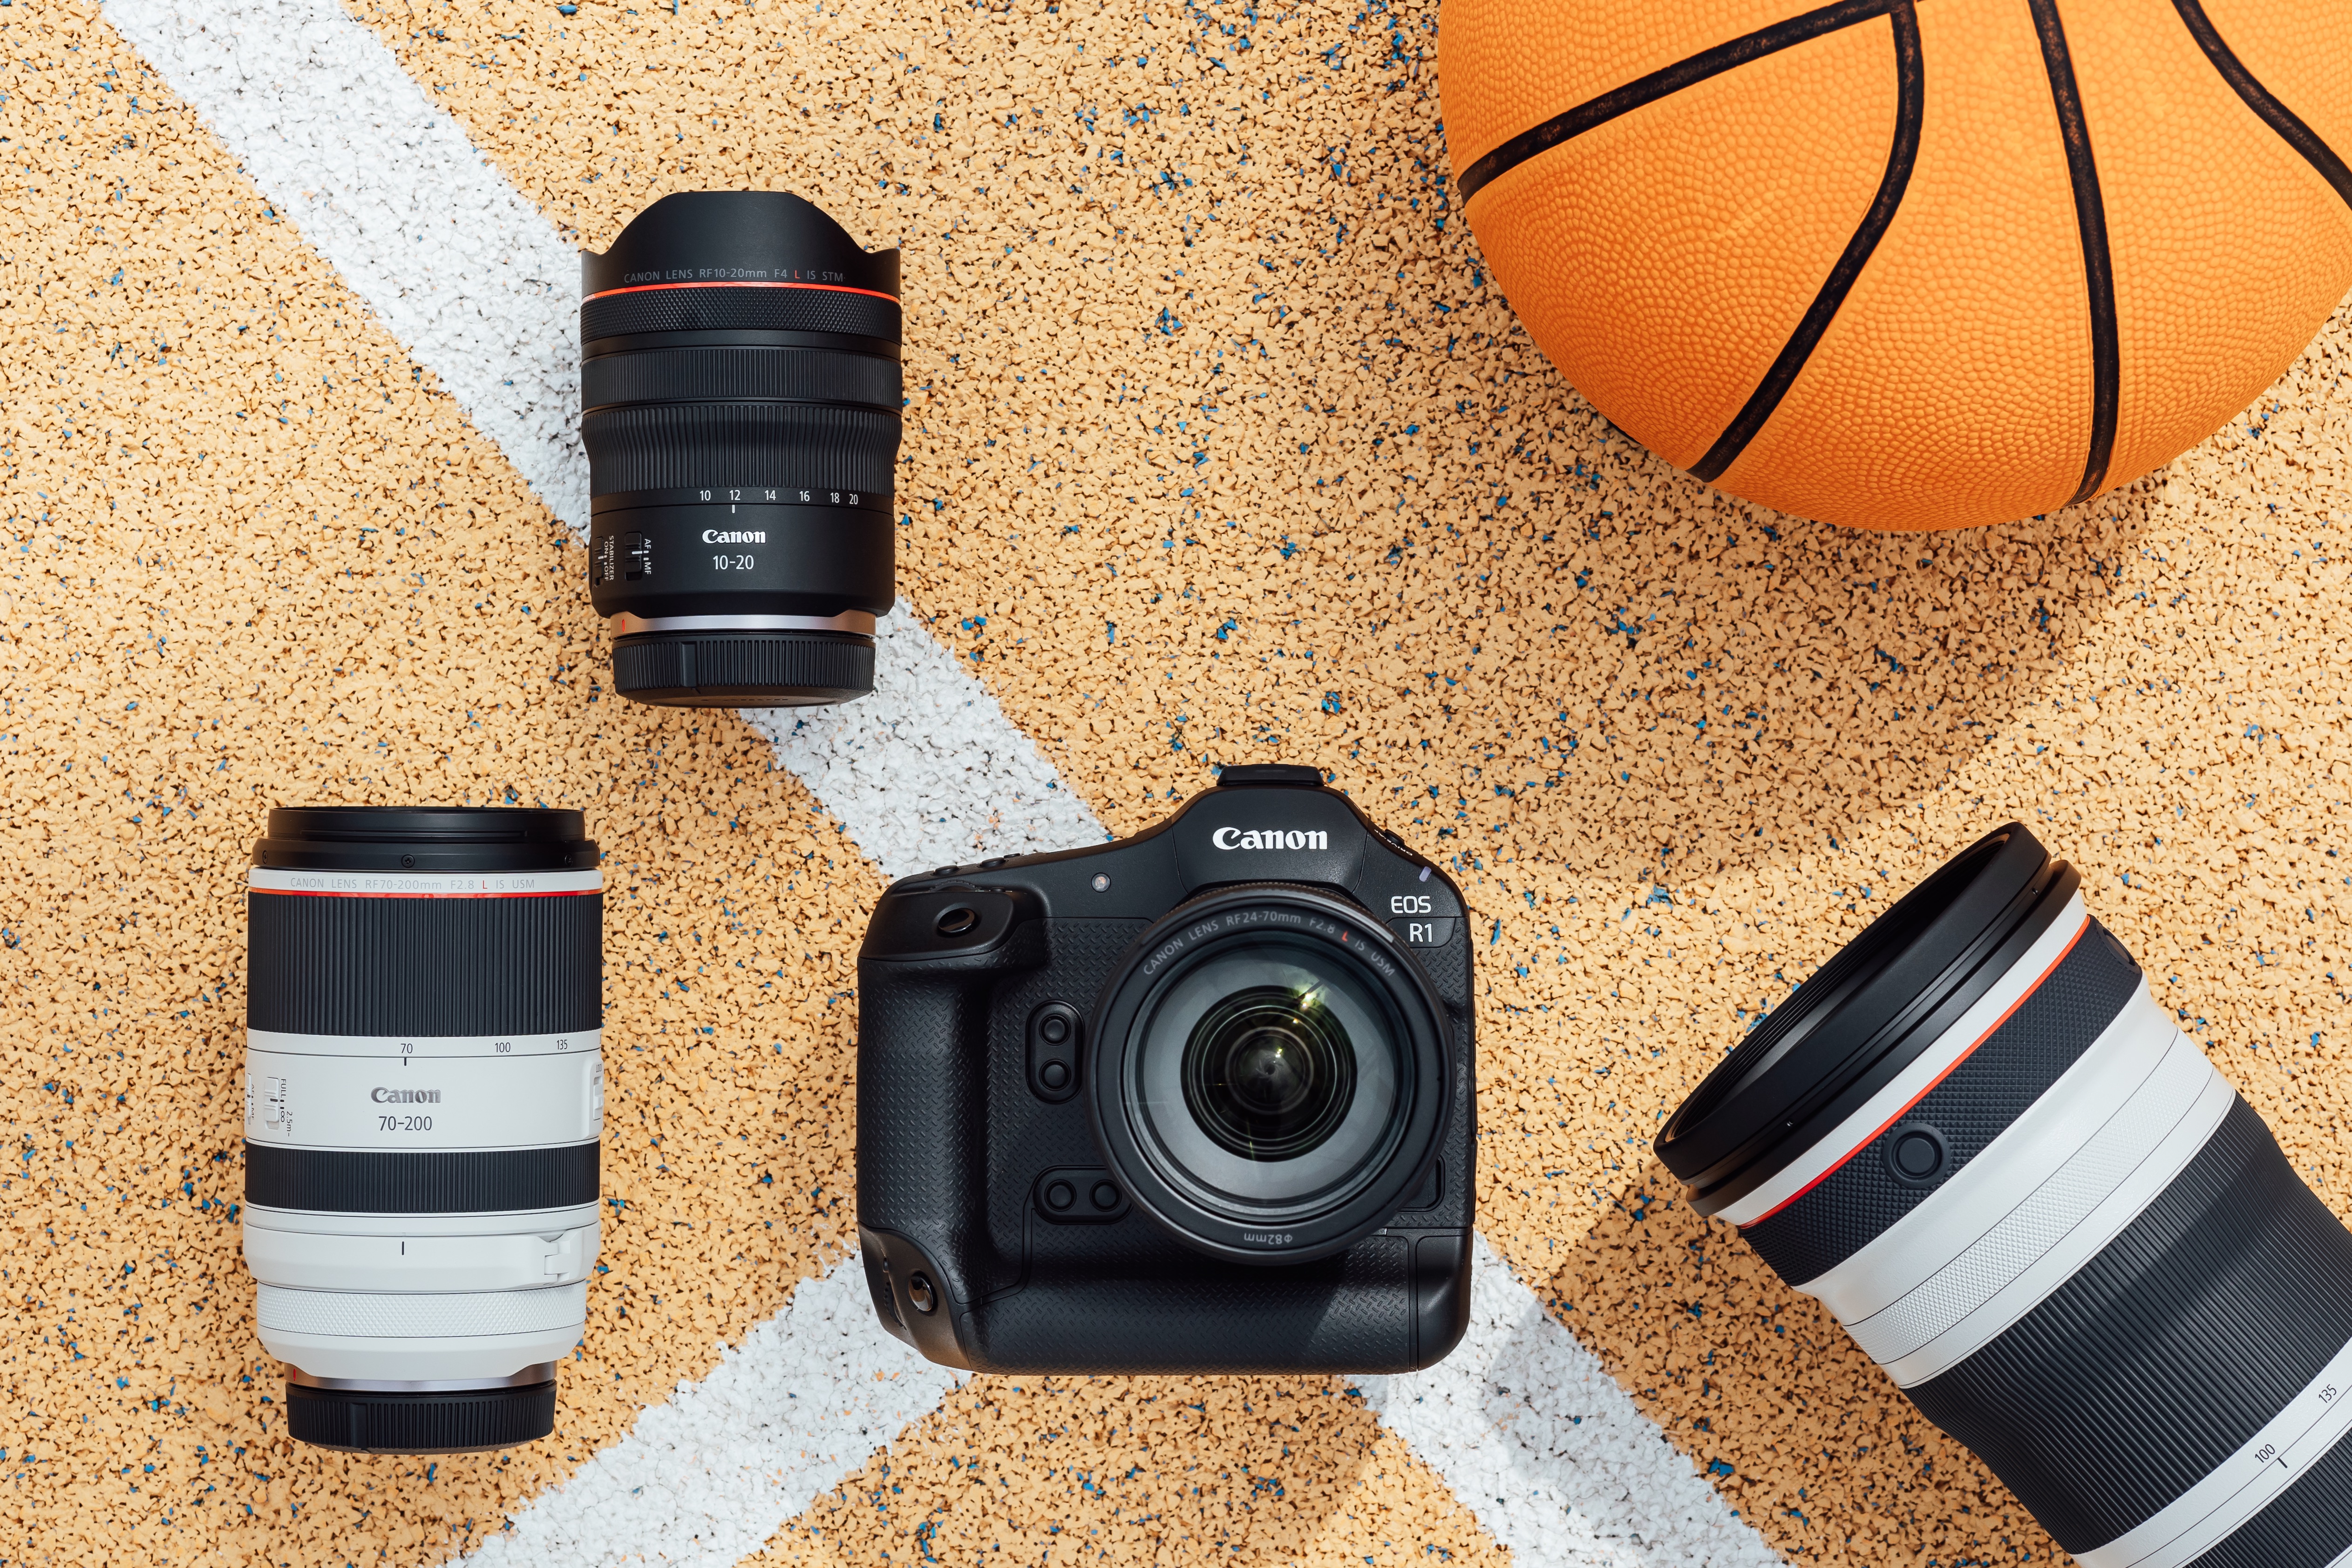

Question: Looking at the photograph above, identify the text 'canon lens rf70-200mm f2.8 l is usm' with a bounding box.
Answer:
[243,808,603,1454]
[582,191,903,707]
[1658,824,2352,1568]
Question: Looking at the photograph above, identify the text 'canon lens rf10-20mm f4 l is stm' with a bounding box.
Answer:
[1658,824,2352,1568]
[243,808,604,1455]
[582,191,904,707]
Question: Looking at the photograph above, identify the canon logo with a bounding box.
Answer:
[1211,827,1328,851]
[701,529,766,543]
[371,1088,442,1103]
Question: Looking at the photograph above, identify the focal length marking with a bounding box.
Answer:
[247,1028,598,1059]
[2073,1330,2352,1568]
[248,868,603,898]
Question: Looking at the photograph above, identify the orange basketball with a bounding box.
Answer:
[1441,0,2352,530]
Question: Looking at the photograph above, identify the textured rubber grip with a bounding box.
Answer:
[580,402,900,497]
[286,1380,557,1455]
[1742,921,2140,1283]
[246,891,601,1038]
[581,285,899,344]
[1905,1096,2352,1553]
[580,345,900,412]
[244,1141,600,1215]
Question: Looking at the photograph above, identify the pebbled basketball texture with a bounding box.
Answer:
[1441,0,2352,530]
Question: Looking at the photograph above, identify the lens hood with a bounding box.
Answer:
[1655,823,2080,1214]
[253,805,599,873]
[1086,883,1452,1265]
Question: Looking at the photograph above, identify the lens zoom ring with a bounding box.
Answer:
[581,403,900,496]
[1741,923,2141,1286]
[1905,1096,2352,1552]
[581,285,899,343]
[581,346,901,412]
[244,1142,600,1214]
[247,892,601,1037]
[287,1381,557,1455]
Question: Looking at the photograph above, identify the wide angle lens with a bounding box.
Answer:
[243,808,603,1455]
[581,190,902,707]
[1657,823,2352,1568]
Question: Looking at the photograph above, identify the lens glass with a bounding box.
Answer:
[1128,937,1405,1212]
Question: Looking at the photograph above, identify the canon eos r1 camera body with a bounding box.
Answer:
[857,764,1475,1374]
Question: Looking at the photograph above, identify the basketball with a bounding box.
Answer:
[1441,0,2352,530]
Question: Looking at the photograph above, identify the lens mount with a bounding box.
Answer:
[1655,822,2080,1214]
[1085,885,1450,1265]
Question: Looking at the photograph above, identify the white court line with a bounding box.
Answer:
[101,1,1783,1561]
[465,1261,963,1568]
[1362,1238,1784,1568]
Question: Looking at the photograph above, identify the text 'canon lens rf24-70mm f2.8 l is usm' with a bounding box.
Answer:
[582,191,904,707]
[1659,824,2352,1568]
[243,808,604,1454]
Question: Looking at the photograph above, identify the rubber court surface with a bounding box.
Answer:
[3,0,2351,1562]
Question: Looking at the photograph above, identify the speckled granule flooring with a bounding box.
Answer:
[5,0,2352,1562]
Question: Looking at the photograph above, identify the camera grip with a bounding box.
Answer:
[857,895,1046,1335]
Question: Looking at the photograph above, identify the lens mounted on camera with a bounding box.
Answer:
[1085,883,1451,1265]
[581,191,903,707]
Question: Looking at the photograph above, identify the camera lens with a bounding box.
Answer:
[1181,986,1357,1160]
[1087,886,1452,1264]
[243,808,602,1454]
[581,190,902,707]
[1658,823,2352,1567]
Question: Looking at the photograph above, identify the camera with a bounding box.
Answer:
[244,808,604,1453]
[857,764,1475,1374]
[581,190,903,707]
[1659,823,2352,1566]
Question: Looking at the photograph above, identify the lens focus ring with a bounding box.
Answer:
[581,346,900,413]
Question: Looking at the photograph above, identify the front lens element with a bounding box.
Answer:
[1659,823,2352,1566]
[243,808,602,1455]
[1181,984,1358,1161]
[581,190,902,707]
[1086,886,1454,1265]
[1133,940,1400,1211]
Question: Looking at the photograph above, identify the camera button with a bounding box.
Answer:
[1038,1060,1069,1091]
[1045,1181,1077,1212]
[1090,1182,1121,1212]
[906,1271,938,1315]
[1039,1014,1070,1045]
[935,905,981,938]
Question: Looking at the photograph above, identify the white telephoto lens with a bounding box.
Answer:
[243,808,604,1454]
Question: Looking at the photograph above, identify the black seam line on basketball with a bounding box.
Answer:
[2169,0,2352,213]
[2029,0,2120,508]
[1453,0,1894,204]
[1686,1,1922,486]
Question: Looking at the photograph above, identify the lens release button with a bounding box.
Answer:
[1045,1181,1076,1212]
